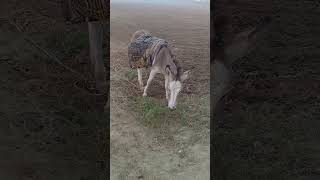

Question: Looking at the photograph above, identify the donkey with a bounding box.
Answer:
[212,14,271,125]
[128,30,191,109]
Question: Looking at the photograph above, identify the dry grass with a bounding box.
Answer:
[111,62,210,145]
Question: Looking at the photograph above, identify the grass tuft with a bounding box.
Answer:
[125,70,137,81]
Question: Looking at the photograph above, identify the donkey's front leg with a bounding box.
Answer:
[137,68,144,90]
[143,69,157,97]
[165,75,170,100]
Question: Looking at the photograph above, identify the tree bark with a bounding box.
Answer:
[88,21,108,112]
[88,21,107,94]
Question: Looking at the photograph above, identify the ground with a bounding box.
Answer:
[1,0,319,179]
[0,1,108,179]
[213,0,320,179]
[110,2,210,179]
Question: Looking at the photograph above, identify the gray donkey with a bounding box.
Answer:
[128,30,191,109]
[212,14,271,124]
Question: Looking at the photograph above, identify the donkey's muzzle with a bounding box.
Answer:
[168,105,176,110]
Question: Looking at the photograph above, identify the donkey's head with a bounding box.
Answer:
[165,58,191,109]
[213,15,271,65]
[212,14,271,122]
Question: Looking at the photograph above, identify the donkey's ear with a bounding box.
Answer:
[224,26,257,64]
[225,17,272,64]
[181,70,191,82]
[165,65,171,75]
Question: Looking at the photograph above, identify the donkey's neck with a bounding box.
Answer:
[164,47,181,81]
[171,58,182,81]
[152,43,182,81]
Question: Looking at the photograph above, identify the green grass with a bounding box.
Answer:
[129,96,191,129]
[129,94,210,136]
[131,96,179,128]
[125,70,137,81]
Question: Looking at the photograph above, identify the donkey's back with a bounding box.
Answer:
[130,29,151,43]
[128,30,168,69]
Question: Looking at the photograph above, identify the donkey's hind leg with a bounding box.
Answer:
[137,68,144,90]
[143,69,157,97]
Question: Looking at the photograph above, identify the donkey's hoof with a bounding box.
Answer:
[143,93,147,97]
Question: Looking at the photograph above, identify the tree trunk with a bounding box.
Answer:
[88,21,108,112]
[88,21,107,93]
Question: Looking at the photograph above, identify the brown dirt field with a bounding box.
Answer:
[110,1,210,179]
